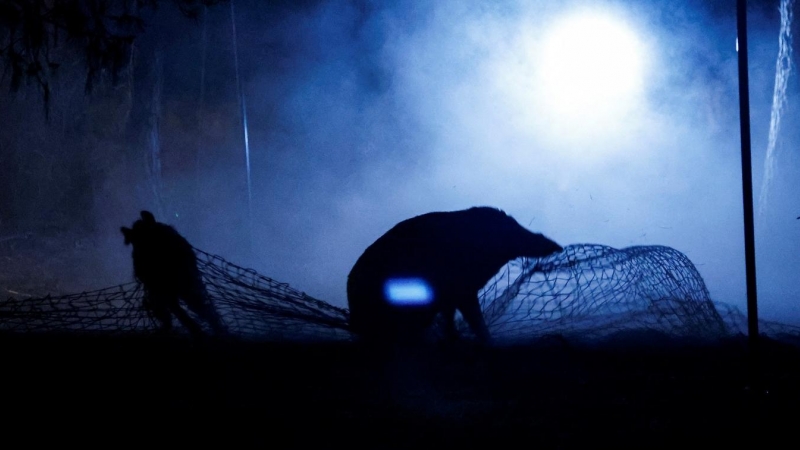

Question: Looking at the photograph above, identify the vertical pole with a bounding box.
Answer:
[230,0,253,256]
[736,0,760,388]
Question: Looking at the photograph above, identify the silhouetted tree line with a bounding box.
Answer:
[0,0,245,236]
[0,0,225,115]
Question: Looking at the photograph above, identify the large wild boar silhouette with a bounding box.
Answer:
[347,206,563,343]
[121,210,226,337]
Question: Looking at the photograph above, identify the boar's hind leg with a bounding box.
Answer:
[184,286,227,336]
[171,302,205,337]
[185,301,226,335]
[458,296,491,343]
[143,292,174,332]
[441,303,459,341]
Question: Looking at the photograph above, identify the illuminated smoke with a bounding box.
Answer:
[758,0,795,223]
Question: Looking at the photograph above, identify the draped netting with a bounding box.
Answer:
[0,248,352,342]
[2,243,799,345]
[476,244,800,343]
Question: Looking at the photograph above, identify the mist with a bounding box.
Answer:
[1,0,799,325]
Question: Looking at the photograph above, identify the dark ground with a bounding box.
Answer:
[2,233,799,447]
[2,331,799,447]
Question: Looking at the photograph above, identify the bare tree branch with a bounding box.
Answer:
[0,0,225,117]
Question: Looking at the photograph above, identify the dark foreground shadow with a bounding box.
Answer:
[2,331,799,447]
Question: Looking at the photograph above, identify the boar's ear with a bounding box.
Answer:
[121,227,133,245]
[140,210,156,223]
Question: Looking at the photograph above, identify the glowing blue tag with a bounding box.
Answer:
[384,278,434,306]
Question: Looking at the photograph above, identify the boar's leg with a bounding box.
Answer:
[458,295,491,343]
[171,302,205,337]
[143,291,174,332]
[441,303,459,341]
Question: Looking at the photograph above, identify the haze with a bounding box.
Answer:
[1,0,799,325]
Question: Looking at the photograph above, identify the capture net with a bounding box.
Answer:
[1,243,799,345]
[477,244,800,343]
[0,248,352,342]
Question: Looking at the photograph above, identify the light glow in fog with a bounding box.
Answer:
[537,9,648,128]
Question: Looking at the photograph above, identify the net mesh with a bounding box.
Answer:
[1,243,799,344]
[478,244,717,341]
[476,244,800,343]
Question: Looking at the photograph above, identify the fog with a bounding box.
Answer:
[2,0,799,324]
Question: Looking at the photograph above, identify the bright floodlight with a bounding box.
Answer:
[538,10,647,126]
[384,278,434,306]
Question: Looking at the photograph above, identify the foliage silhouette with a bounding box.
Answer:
[0,0,224,116]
